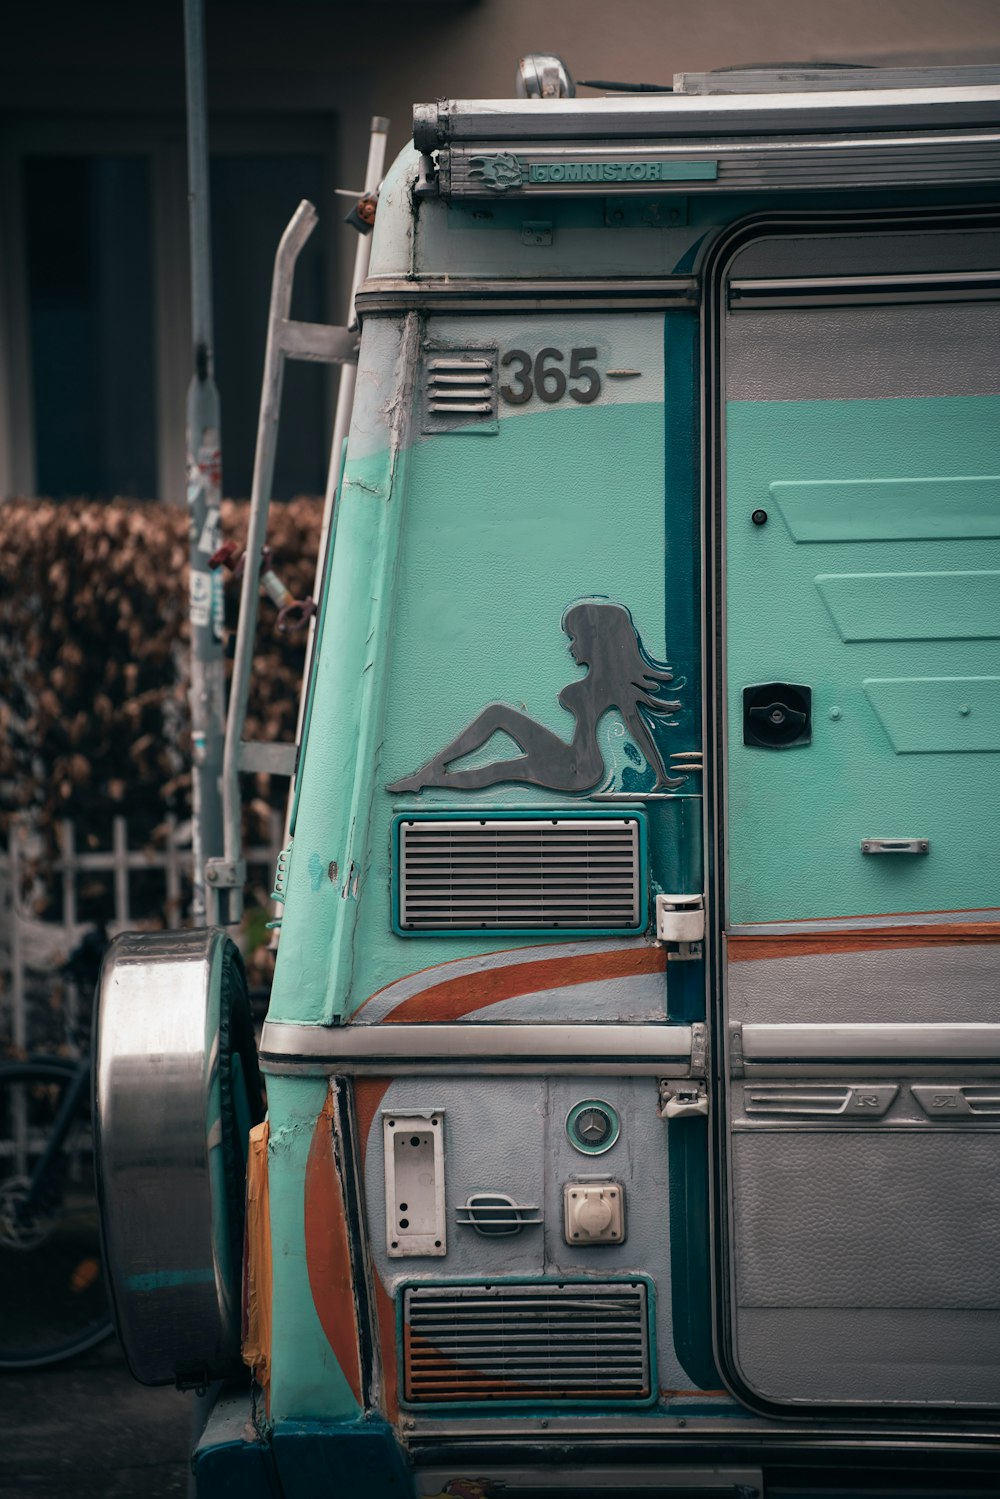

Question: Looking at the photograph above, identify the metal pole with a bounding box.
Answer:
[184,0,226,926]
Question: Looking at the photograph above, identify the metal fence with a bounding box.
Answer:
[0,812,284,1054]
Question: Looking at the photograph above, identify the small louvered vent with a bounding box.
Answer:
[403,1281,651,1403]
[396,817,643,932]
[421,349,498,433]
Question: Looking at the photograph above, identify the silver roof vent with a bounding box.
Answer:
[516,54,575,99]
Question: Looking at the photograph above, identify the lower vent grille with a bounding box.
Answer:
[402,1280,651,1403]
[396,816,643,932]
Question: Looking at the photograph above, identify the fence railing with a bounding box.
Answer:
[0,812,284,1054]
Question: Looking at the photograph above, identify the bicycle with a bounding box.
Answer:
[0,928,114,1369]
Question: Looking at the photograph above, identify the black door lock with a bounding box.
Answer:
[742,683,812,748]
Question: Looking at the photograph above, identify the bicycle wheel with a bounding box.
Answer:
[0,1059,114,1368]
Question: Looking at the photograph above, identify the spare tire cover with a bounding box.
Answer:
[94,928,264,1386]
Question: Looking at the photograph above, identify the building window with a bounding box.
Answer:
[24,155,157,499]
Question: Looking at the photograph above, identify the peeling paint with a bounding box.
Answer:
[348,476,384,498]
[341,860,361,901]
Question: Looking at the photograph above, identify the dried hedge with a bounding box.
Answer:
[0,496,322,876]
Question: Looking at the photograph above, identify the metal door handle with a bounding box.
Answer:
[860,838,929,855]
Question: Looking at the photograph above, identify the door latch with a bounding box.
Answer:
[743,683,812,749]
[658,1082,709,1119]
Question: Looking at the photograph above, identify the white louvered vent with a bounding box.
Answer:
[403,1281,651,1403]
[397,817,643,932]
[421,349,498,431]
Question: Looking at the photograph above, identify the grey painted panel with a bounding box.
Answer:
[725,302,1000,401]
[726,944,1000,1026]
[364,1073,691,1395]
[735,1307,1000,1405]
[354,938,666,1026]
[733,1132,1000,1309]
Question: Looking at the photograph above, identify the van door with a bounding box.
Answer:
[713,220,1000,1410]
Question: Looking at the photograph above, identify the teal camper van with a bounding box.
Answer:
[95,60,1000,1497]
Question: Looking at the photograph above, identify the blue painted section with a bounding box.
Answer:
[266,1075,363,1422]
[864,675,1000,753]
[290,439,348,839]
[772,474,1000,542]
[668,1119,722,1393]
[192,1390,280,1499]
[816,569,1000,641]
[126,1268,215,1292]
[726,394,1000,922]
[192,1396,412,1499]
[664,311,702,742]
[271,1417,413,1498]
[348,321,678,1012]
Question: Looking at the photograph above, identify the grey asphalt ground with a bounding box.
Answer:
[0,1335,192,1498]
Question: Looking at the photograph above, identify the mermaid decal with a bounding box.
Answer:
[388,599,683,795]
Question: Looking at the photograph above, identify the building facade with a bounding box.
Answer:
[3,0,1000,503]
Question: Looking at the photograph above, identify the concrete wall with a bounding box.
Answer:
[5,0,1000,159]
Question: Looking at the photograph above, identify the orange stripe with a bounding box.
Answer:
[383,946,667,1023]
[242,1121,272,1399]
[728,925,1000,962]
[304,1093,363,1406]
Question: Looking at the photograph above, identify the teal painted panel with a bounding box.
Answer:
[726,394,1000,924]
[771,476,1000,542]
[266,1076,363,1422]
[816,570,1000,642]
[346,312,672,1010]
[864,677,1000,753]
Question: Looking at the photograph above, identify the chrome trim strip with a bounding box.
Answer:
[414,87,1000,151]
[741,1022,1000,1063]
[260,1021,693,1076]
[414,1465,764,1491]
[729,269,1000,308]
[404,1413,1000,1447]
[357,277,699,316]
[727,907,1000,935]
[435,129,1000,199]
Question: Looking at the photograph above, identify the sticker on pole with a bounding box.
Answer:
[190,570,212,628]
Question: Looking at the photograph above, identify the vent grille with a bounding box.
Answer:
[421,349,498,432]
[397,817,643,932]
[403,1281,650,1403]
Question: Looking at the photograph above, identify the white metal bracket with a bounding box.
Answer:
[655,892,705,960]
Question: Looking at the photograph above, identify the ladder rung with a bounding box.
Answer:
[279,319,359,365]
[238,741,299,777]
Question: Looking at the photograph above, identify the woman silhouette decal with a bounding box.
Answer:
[388,600,682,794]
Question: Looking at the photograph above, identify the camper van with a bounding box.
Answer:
[95,60,1000,1497]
